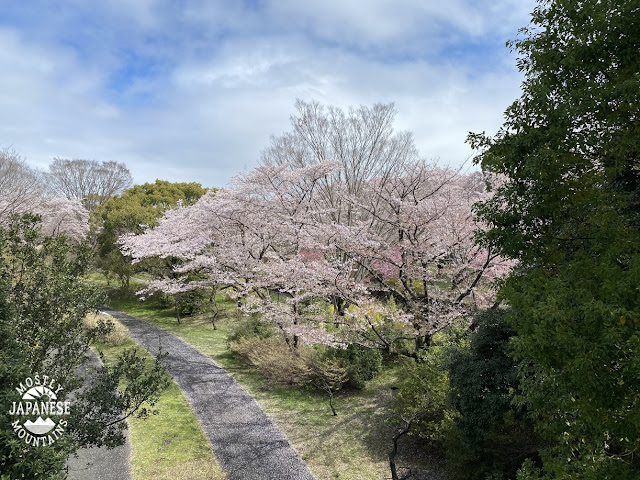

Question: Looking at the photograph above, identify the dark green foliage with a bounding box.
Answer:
[469,0,640,267]
[1,214,103,382]
[446,309,541,480]
[153,288,207,317]
[505,255,640,479]
[0,270,69,479]
[69,347,171,449]
[324,344,382,389]
[468,1,640,477]
[0,215,168,479]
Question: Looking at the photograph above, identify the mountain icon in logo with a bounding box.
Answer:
[24,417,56,435]
[23,386,57,401]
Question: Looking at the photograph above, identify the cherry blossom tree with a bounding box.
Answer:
[37,197,90,241]
[0,147,45,223]
[0,148,90,241]
[122,162,340,325]
[122,160,509,354]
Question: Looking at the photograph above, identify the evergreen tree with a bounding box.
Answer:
[469,1,640,478]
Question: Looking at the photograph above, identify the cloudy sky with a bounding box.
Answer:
[0,0,536,188]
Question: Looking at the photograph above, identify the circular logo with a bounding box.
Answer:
[8,374,71,446]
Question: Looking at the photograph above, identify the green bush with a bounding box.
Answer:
[391,345,454,445]
[324,344,382,389]
[177,289,207,316]
[445,309,542,480]
[227,316,275,345]
[390,322,468,445]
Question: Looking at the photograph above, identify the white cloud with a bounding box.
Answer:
[0,1,535,188]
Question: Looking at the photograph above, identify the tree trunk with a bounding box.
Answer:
[209,286,218,330]
[292,301,299,349]
[389,418,413,480]
[414,333,431,354]
[174,294,181,324]
[328,388,337,416]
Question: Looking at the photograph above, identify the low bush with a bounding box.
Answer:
[229,334,350,415]
[227,316,275,345]
[229,336,310,386]
[391,342,456,445]
[83,312,129,346]
[324,344,382,389]
[389,320,469,444]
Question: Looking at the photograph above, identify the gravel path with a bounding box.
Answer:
[101,308,316,480]
[66,350,131,480]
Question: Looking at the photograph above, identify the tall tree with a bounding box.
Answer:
[468,1,640,477]
[47,158,133,211]
[94,180,208,288]
[0,147,45,222]
[262,100,419,226]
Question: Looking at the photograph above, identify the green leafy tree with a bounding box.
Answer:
[468,1,640,478]
[93,180,208,288]
[0,215,169,479]
[387,323,467,480]
[323,344,382,389]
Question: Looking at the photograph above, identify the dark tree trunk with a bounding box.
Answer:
[328,388,337,416]
[209,286,218,330]
[174,294,181,324]
[292,301,299,349]
[389,417,414,480]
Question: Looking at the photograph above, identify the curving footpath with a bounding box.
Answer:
[101,308,316,480]
[67,350,131,480]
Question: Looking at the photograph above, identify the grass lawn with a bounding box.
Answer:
[90,312,226,480]
[93,273,446,480]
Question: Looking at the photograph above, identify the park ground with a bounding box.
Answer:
[90,273,447,480]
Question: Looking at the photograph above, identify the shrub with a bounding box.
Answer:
[324,344,383,389]
[391,343,456,445]
[84,312,129,346]
[227,316,275,345]
[229,335,350,415]
[176,289,207,316]
[229,336,310,386]
[445,309,542,480]
[389,321,468,447]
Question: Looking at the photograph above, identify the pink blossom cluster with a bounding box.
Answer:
[0,196,89,242]
[121,161,511,349]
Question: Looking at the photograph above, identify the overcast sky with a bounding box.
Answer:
[0,0,536,188]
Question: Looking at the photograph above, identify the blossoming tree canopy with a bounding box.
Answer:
[122,160,509,354]
[37,198,90,241]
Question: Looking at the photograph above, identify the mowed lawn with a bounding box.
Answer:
[98,276,446,480]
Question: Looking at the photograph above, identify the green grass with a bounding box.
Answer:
[91,313,226,480]
[96,277,445,480]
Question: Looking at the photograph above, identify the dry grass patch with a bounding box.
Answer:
[84,311,129,346]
